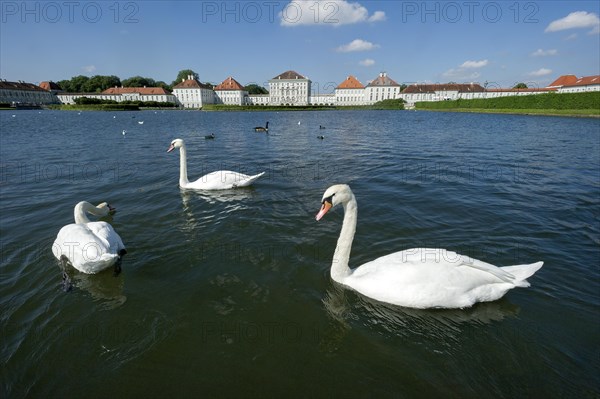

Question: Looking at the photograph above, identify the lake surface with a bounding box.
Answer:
[1,109,598,398]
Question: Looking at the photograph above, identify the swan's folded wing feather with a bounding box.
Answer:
[86,222,125,252]
[351,248,515,283]
[188,171,263,190]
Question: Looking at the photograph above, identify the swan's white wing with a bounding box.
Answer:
[86,222,125,253]
[346,248,518,308]
[52,223,123,274]
[185,171,264,190]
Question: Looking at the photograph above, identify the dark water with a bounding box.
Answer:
[1,109,599,398]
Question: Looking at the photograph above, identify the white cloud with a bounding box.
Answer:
[528,68,553,77]
[531,49,558,56]
[545,11,600,34]
[460,60,489,69]
[82,65,96,73]
[442,60,487,81]
[336,39,379,52]
[565,33,578,40]
[280,0,386,26]
[359,59,375,66]
[368,11,386,22]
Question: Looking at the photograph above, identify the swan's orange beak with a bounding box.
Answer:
[167,144,175,153]
[316,200,332,221]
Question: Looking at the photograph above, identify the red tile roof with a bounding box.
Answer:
[486,88,556,93]
[0,80,48,92]
[173,78,212,90]
[214,76,245,91]
[337,76,364,89]
[565,75,600,87]
[547,75,578,87]
[102,87,171,95]
[39,81,62,91]
[272,70,307,80]
[403,83,486,93]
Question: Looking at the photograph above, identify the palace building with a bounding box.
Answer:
[5,71,597,108]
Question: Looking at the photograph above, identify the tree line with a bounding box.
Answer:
[55,69,269,94]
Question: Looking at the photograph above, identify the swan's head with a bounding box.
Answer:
[167,139,185,153]
[316,184,353,221]
[96,202,117,216]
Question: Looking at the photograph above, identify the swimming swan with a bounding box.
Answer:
[167,138,265,190]
[315,184,543,309]
[52,202,126,274]
[254,122,269,132]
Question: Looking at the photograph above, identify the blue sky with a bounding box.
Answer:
[1,1,599,92]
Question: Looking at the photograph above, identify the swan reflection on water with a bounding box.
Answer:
[319,284,520,351]
[179,188,258,234]
[180,187,258,206]
[60,265,127,310]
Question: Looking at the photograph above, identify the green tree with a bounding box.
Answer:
[172,69,198,87]
[58,75,90,92]
[245,84,268,94]
[82,75,121,92]
[122,76,157,87]
[513,82,528,89]
[155,81,171,91]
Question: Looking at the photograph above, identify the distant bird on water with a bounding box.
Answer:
[254,122,269,132]
[317,135,325,140]
[122,129,127,136]
[205,133,215,139]
[319,125,326,129]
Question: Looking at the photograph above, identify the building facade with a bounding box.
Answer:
[364,72,402,104]
[214,76,247,106]
[268,70,311,106]
[335,75,365,106]
[172,75,215,108]
[57,86,176,105]
[0,80,58,105]
[556,75,600,93]
[15,71,595,109]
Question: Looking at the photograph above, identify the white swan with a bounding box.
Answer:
[167,138,265,190]
[52,202,126,274]
[316,184,543,309]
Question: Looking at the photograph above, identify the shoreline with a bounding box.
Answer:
[414,108,600,118]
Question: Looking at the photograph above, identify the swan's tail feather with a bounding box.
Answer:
[235,172,265,187]
[501,261,544,287]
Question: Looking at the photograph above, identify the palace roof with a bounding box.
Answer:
[547,75,578,87]
[0,80,48,92]
[337,76,364,89]
[173,77,212,90]
[214,76,245,91]
[367,72,400,87]
[272,70,307,80]
[102,87,171,95]
[565,75,600,87]
[402,83,486,93]
[39,81,62,91]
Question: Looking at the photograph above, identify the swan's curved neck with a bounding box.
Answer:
[332,195,357,282]
[177,145,190,186]
[74,202,105,224]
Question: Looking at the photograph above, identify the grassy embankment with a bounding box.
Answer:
[201,98,405,111]
[415,91,600,117]
[48,104,141,111]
